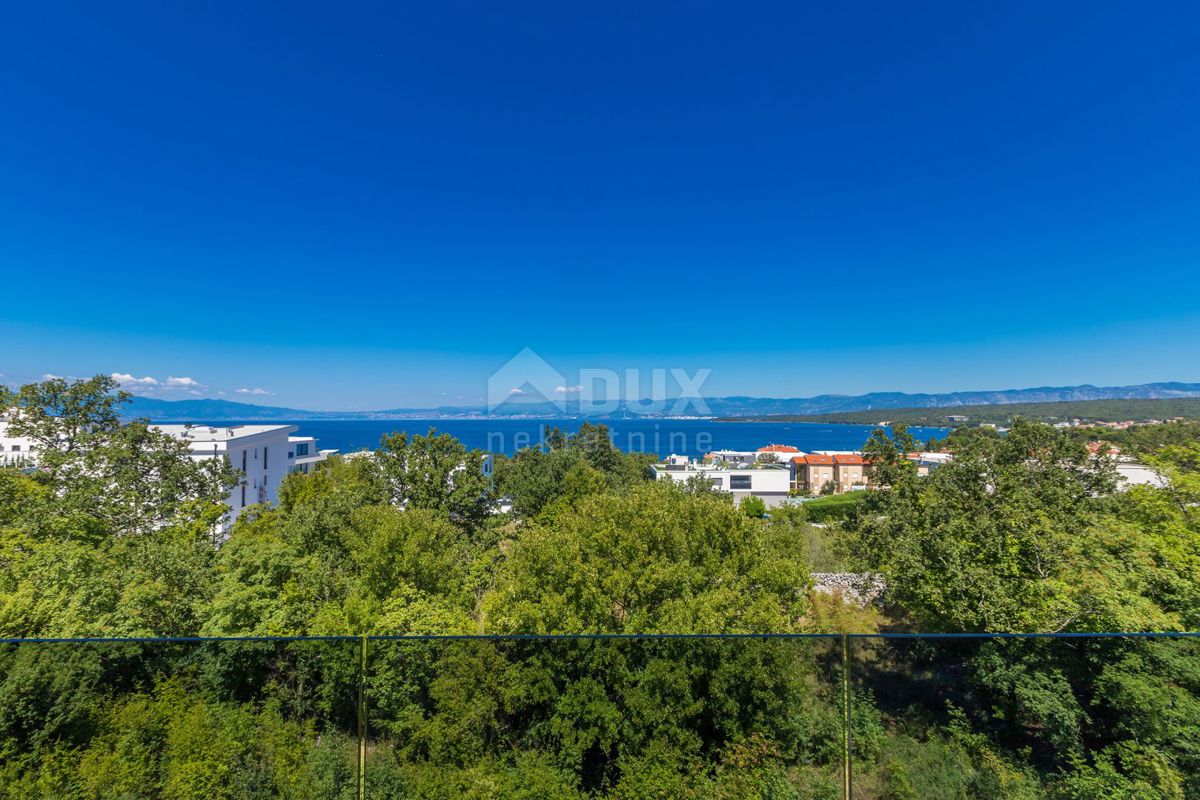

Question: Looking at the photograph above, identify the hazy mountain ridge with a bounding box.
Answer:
[122,382,1200,421]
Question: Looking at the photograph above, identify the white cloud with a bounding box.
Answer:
[111,372,160,387]
[508,387,526,395]
[165,376,199,388]
[554,385,583,394]
[235,387,274,396]
[41,373,63,381]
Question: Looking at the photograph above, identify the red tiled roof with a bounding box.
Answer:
[834,454,866,465]
[801,454,834,464]
[757,444,799,453]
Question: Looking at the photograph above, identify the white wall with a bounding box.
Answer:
[0,421,37,466]
[219,429,293,528]
[653,463,792,506]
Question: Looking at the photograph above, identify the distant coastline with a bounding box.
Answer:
[122,381,1200,423]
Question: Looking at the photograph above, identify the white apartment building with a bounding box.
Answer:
[158,424,295,529]
[652,454,792,508]
[3,419,332,529]
[155,424,334,530]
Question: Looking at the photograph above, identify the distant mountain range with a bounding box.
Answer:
[123,381,1200,421]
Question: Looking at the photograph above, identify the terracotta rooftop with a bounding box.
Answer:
[801,454,835,464]
[834,454,866,465]
[758,444,800,453]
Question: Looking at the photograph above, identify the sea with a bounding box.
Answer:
[175,419,950,459]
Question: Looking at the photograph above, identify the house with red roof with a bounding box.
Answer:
[794,453,837,493]
[756,443,800,463]
[833,453,868,490]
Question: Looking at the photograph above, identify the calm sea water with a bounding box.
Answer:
[179,419,950,458]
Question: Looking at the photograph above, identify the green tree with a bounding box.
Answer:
[2,376,236,540]
[740,495,766,518]
[0,375,128,473]
[485,481,810,634]
[850,420,1119,632]
[862,423,918,490]
[373,429,492,526]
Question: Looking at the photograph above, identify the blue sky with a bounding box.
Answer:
[2,1,1198,409]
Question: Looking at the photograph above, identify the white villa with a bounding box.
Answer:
[651,454,792,508]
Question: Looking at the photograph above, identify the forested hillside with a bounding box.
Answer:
[737,396,1200,427]
[3,378,1200,797]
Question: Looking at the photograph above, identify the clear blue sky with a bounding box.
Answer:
[2,1,1198,409]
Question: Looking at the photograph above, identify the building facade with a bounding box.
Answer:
[287,434,338,475]
[0,419,38,467]
[794,453,836,493]
[833,454,868,490]
[652,454,792,507]
[156,424,333,531]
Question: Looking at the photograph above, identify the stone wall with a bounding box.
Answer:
[810,572,886,606]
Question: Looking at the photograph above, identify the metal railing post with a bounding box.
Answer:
[358,634,367,800]
[842,632,852,800]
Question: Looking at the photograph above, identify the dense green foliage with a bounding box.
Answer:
[1077,419,1200,456]
[734,396,1200,427]
[787,492,867,524]
[3,379,1200,796]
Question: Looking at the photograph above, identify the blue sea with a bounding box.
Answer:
[179,419,950,459]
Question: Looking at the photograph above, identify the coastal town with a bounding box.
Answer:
[3,409,1164,531]
[651,445,950,508]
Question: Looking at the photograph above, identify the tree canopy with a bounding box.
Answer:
[3,376,1200,796]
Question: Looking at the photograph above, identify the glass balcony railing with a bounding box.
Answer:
[0,633,1196,798]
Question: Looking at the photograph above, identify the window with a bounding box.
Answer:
[730,475,752,490]
[263,447,268,469]
[241,450,247,472]
[10,444,19,452]
[295,443,309,457]
[240,483,246,508]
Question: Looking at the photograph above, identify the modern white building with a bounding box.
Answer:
[288,434,338,475]
[0,419,38,467]
[1115,460,1167,489]
[652,454,792,508]
[155,424,334,530]
[4,419,332,528]
[157,424,295,528]
[705,449,758,466]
